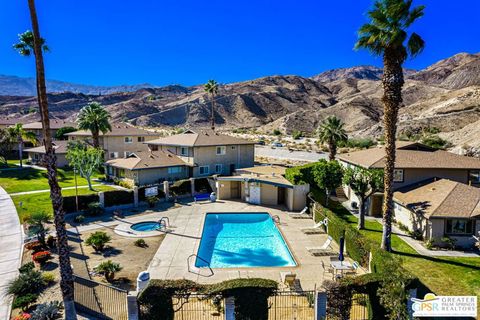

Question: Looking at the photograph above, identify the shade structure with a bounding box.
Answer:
[338,236,345,261]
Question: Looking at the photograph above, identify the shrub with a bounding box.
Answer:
[421,135,452,150]
[41,272,55,285]
[12,313,32,320]
[7,269,44,296]
[146,196,159,208]
[194,178,213,193]
[46,235,56,248]
[425,238,435,250]
[19,262,35,274]
[338,138,375,149]
[25,240,44,253]
[409,229,423,241]
[30,301,63,320]
[13,293,39,311]
[134,239,148,248]
[272,129,282,136]
[441,236,456,250]
[94,260,122,282]
[292,130,303,140]
[87,202,104,216]
[32,251,52,265]
[285,162,319,185]
[85,231,111,252]
[169,179,191,195]
[73,215,85,223]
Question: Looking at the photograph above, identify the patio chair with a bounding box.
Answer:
[288,207,311,219]
[306,236,334,256]
[321,261,334,279]
[345,261,360,276]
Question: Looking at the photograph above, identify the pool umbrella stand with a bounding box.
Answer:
[338,236,345,262]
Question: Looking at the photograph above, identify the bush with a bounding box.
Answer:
[62,194,99,213]
[272,129,282,136]
[25,240,44,253]
[7,269,44,296]
[441,236,456,250]
[32,251,51,265]
[13,293,39,311]
[170,179,191,195]
[292,130,303,140]
[12,313,32,320]
[104,190,134,207]
[19,262,35,274]
[425,238,435,250]
[85,231,111,252]
[420,135,452,150]
[30,301,63,320]
[94,260,122,282]
[134,239,148,248]
[41,272,55,285]
[285,162,320,185]
[73,215,85,223]
[146,196,159,208]
[87,202,104,216]
[194,178,213,193]
[46,235,56,248]
[338,138,375,149]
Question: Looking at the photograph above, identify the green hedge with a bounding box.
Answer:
[170,179,191,195]
[63,194,99,213]
[194,178,213,193]
[104,190,134,207]
[285,162,321,185]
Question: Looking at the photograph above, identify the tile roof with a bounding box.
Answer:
[24,140,68,154]
[66,123,158,137]
[394,179,480,219]
[147,129,254,147]
[22,120,77,130]
[105,150,190,170]
[217,165,293,187]
[338,142,480,170]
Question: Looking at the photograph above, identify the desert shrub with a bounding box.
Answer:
[85,231,111,252]
[7,269,44,296]
[13,293,39,311]
[73,215,85,223]
[94,260,122,282]
[134,239,148,248]
[272,129,282,136]
[30,301,63,320]
[421,135,452,150]
[41,272,55,285]
[338,138,375,149]
[32,251,51,265]
[292,130,303,140]
[46,235,56,248]
[19,262,35,274]
[87,202,104,216]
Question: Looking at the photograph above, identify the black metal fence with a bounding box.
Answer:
[172,293,224,320]
[73,275,128,320]
[268,290,316,320]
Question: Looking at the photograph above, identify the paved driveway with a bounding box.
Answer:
[0,187,23,319]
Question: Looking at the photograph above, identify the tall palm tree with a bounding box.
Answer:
[7,123,37,168]
[16,0,77,317]
[317,116,348,161]
[204,80,219,130]
[77,102,111,148]
[355,0,425,251]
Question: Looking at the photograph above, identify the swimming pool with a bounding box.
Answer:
[130,221,160,232]
[195,213,296,268]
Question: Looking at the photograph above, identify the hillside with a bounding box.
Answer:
[1,52,479,150]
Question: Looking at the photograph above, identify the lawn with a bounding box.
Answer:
[12,185,115,222]
[314,190,480,302]
[0,166,104,193]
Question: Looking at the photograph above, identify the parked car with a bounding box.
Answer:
[257,140,265,145]
[271,142,283,148]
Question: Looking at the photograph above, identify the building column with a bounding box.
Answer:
[190,178,196,196]
[133,186,139,208]
[98,192,105,208]
[163,181,170,200]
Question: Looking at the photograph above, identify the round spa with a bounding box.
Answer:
[130,221,161,232]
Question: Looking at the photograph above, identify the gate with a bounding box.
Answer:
[74,275,128,320]
[268,290,316,320]
[173,293,224,320]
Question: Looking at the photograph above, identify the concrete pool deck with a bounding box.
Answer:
[144,200,349,290]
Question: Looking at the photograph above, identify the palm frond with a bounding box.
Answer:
[404,5,425,27]
[407,32,425,57]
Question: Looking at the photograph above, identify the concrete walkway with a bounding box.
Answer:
[0,187,23,319]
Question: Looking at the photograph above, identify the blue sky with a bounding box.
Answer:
[0,0,479,87]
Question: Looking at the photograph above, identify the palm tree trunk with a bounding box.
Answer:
[210,93,216,130]
[357,198,365,230]
[92,130,100,148]
[18,139,23,168]
[328,139,336,161]
[380,48,404,252]
[27,0,77,317]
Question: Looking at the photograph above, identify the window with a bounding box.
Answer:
[124,136,133,143]
[180,147,188,156]
[118,169,125,178]
[469,170,480,186]
[445,219,474,235]
[125,151,132,157]
[199,165,209,175]
[231,146,236,150]
[107,166,113,175]
[393,169,404,182]
[110,152,119,159]
[216,146,226,155]
[215,164,223,173]
[138,136,145,142]
[168,166,182,174]
[150,144,158,151]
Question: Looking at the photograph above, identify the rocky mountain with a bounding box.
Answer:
[0,74,157,96]
[1,52,479,149]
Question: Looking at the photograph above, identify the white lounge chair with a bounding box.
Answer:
[288,207,311,219]
[306,236,334,256]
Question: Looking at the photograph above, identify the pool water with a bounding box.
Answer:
[130,221,161,232]
[195,213,296,268]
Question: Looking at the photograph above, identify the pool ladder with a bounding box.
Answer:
[187,254,213,276]
[158,217,170,230]
[272,215,281,224]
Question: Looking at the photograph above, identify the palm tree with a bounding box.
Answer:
[16,0,77,317]
[204,80,219,130]
[77,102,112,148]
[317,116,348,161]
[355,0,425,251]
[7,123,37,168]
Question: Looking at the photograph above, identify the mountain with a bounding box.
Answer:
[1,52,479,150]
[0,74,157,96]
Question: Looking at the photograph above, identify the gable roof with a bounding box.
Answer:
[337,142,480,170]
[66,123,158,137]
[217,165,293,188]
[147,129,254,147]
[24,140,68,154]
[394,179,480,219]
[23,120,77,130]
[105,150,190,170]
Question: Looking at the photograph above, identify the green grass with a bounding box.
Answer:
[0,167,104,193]
[13,185,115,222]
[313,189,480,301]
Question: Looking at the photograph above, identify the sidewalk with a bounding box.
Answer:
[0,186,23,319]
[10,184,103,196]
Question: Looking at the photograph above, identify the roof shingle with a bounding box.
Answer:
[105,150,190,170]
[147,129,254,147]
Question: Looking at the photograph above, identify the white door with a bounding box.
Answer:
[249,183,261,204]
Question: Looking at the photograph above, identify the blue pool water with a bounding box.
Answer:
[130,221,160,232]
[195,213,296,268]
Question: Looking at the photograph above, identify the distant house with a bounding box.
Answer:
[216,165,310,211]
[66,123,160,160]
[105,150,191,186]
[24,140,69,168]
[393,179,480,247]
[146,129,255,177]
[23,119,77,142]
[0,118,30,129]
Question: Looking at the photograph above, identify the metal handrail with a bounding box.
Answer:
[272,215,281,224]
[159,216,170,228]
[187,253,213,275]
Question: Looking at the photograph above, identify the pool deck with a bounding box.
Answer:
[144,200,348,291]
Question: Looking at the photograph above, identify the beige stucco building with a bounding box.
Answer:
[216,165,310,212]
[24,140,69,168]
